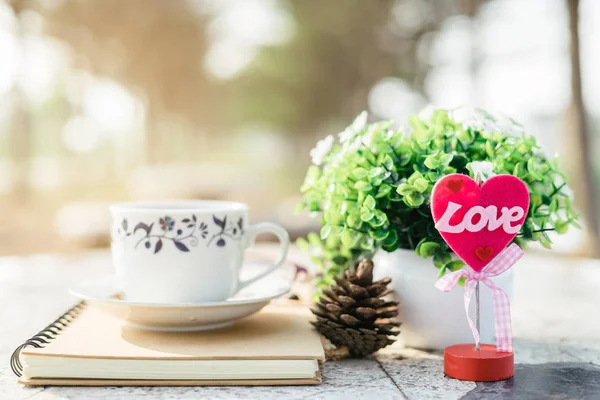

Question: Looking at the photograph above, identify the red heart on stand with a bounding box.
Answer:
[431,173,530,272]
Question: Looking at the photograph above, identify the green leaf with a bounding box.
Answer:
[331,225,344,237]
[370,210,387,227]
[555,220,569,234]
[439,153,453,166]
[370,229,389,240]
[320,225,332,239]
[433,251,451,267]
[368,167,384,179]
[296,237,309,252]
[413,178,429,193]
[398,153,412,167]
[408,171,424,185]
[419,242,439,257]
[539,234,552,249]
[364,195,376,210]
[485,141,495,157]
[382,229,398,247]
[513,162,520,176]
[437,266,447,279]
[382,154,394,170]
[457,129,473,143]
[404,193,424,207]
[527,158,543,181]
[424,155,439,169]
[355,181,373,191]
[353,168,368,179]
[530,194,542,208]
[305,165,321,182]
[307,232,321,247]
[426,171,441,182]
[444,260,465,272]
[341,229,360,247]
[346,211,361,228]
[376,183,392,198]
[396,183,413,196]
[360,211,375,222]
[549,198,559,213]
[358,236,375,251]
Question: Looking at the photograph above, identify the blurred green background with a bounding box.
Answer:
[0,0,597,256]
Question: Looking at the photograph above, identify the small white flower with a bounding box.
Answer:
[451,107,524,137]
[310,135,334,165]
[343,128,372,155]
[345,138,363,153]
[470,161,495,180]
[339,111,368,143]
[361,123,379,148]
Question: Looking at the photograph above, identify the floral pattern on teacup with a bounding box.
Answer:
[114,214,244,254]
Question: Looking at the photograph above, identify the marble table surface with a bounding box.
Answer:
[0,247,599,399]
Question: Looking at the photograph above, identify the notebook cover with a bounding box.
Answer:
[20,303,324,385]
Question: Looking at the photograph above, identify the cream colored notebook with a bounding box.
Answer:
[13,302,324,386]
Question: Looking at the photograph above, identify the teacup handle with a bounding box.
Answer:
[237,222,290,292]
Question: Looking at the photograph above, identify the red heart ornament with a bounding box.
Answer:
[431,173,530,272]
[475,246,494,263]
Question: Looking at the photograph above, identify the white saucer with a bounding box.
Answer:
[70,274,292,332]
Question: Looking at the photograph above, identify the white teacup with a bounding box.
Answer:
[110,201,290,304]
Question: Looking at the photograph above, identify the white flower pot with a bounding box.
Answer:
[373,248,513,350]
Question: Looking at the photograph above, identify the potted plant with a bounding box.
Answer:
[298,108,578,349]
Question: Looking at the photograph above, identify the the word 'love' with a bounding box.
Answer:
[435,202,525,234]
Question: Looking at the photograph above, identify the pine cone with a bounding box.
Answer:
[310,259,400,357]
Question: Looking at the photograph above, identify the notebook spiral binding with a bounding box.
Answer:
[10,301,87,377]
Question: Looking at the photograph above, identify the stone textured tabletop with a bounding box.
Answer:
[1,247,599,399]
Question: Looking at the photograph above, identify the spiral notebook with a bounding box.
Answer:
[11,302,324,386]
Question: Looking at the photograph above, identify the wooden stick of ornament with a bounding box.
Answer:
[430,164,529,381]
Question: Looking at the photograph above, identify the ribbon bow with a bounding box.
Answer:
[435,243,523,352]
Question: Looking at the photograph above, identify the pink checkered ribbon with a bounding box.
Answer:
[435,243,523,352]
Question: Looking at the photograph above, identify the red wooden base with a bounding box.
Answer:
[444,344,514,382]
